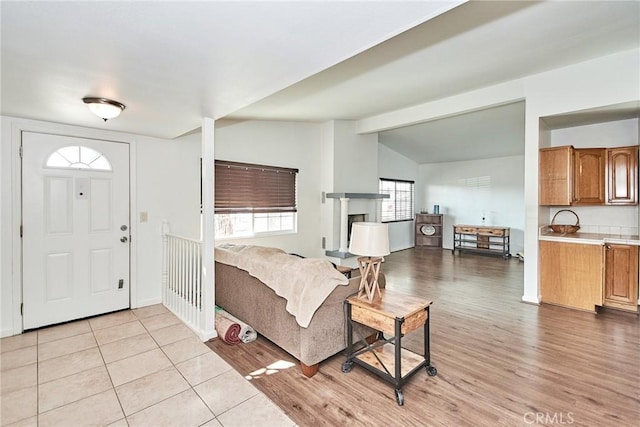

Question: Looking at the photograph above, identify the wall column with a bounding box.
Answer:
[375,199,382,222]
[339,197,350,252]
[200,117,217,340]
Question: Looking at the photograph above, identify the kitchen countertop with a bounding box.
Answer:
[539,228,640,246]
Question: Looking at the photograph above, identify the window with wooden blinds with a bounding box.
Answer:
[215,160,298,214]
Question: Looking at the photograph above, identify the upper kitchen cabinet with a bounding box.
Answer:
[573,148,606,205]
[607,145,638,205]
[539,146,573,205]
[540,144,638,206]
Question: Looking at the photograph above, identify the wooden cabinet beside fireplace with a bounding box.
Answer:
[415,214,443,248]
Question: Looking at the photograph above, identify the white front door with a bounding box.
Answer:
[22,132,130,329]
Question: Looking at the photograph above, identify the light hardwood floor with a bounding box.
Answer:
[207,248,640,427]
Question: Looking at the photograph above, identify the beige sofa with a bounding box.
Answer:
[215,258,383,377]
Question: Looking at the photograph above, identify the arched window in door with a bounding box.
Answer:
[45,145,112,171]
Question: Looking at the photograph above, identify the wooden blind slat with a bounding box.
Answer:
[215,160,297,213]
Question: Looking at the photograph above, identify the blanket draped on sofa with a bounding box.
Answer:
[214,245,349,327]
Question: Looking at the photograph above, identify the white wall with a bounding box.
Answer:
[329,120,381,251]
[0,116,201,336]
[213,119,326,258]
[332,120,379,193]
[550,118,638,148]
[378,143,419,252]
[319,122,336,251]
[1,118,14,336]
[419,155,525,254]
[135,132,201,306]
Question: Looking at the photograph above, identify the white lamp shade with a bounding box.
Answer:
[349,222,390,257]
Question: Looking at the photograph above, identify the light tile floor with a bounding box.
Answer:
[0,305,295,427]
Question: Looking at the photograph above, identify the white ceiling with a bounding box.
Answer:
[378,101,525,164]
[1,1,462,138]
[2,1,639,163]
[230,1,640,122]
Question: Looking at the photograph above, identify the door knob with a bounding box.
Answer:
[120,236,128,243]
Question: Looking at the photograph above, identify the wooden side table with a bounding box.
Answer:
[342,289,437,406]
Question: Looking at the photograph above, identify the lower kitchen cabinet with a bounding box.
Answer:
[539,241,603,311]
[603,244,639,312]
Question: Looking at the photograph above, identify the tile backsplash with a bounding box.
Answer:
[578,225,638,236]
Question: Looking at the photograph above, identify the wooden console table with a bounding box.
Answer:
[342,289,437,406]
[452,225,511,259]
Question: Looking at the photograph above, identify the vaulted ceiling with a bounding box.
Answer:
[2,1,639,163]
[230,1,639,123]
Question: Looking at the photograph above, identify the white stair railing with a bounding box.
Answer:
[162,223,208,337]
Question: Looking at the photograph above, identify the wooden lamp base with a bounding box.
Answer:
[356,256,383,303]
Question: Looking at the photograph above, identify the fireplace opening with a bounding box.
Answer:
[348,214,367,246]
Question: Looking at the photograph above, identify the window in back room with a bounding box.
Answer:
[214,160,298,238]
[380,178,415,222]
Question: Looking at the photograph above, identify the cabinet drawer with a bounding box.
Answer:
[351,304,427,335]
[455,226,477,234]
[477,228,508,236]
[455,226,509,236]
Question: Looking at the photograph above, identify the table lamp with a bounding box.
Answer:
[348,222,390,302]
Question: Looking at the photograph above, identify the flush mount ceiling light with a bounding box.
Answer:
[82,97,126,122]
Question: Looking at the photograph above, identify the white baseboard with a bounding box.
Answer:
[521,295,540,305]
[134,297,163,309]
[198,329,218,342]
[1,327,17,338]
